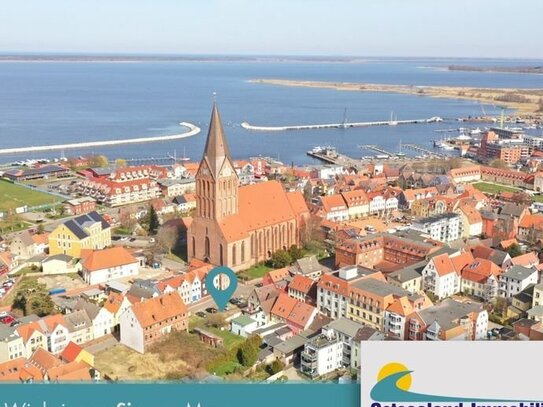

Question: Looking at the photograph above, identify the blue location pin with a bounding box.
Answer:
[206,266,238,311]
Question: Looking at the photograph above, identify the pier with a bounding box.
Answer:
[306,148,360,167]
[359,145,397,157]
[241,116,443,132]
[402,143,445,158]
[0,122,200,155]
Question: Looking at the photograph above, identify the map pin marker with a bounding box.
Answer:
[205,266,238,311]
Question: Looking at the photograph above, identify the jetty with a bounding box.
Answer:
[306,147,360,167]
[0,122,200,155]
[241,117,443,132]
[359,145,397,157]
[402,143,445,158]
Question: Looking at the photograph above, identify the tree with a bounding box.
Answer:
[205,314,227,329]
[288,245,304,261]
[510,192,532,206]
[237,335,262,367]
[270,249,292,268]
[12,279,55,317]
[115,158,127,168]
[36,223,45,234]
[266,359,285,375]
[490,159,508,169]
[89,155,109,168]
[156,224,179,253]
[147,205,160,235]
[506,243,522,258]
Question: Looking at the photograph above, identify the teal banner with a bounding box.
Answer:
[1,383,359,407]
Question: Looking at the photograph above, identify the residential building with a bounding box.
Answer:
[187,104,310,272]
[78,165,165,207]
[411,213,461,243]
[408,299,488,340]
[79,247,139,285]
[49,211,111,257]
[347,278,413,331]
[288,275,316,304]
[63,197,96,216]
[157,178,196,197]
[289,256,324,280]
[499,265,538,299]
[386,262,424,294]
[10,231,49,261]
[422,251,472,299]
[319,195,349,222]
[300,331,343,378]
[0,326,25,363]
[120,292,188,354]
[63,310,93,346]
[460,258,501,301]
[270,293,317,334]
[341,190,370,219]
[335,231,442,269]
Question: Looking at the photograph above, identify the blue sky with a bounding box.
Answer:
[1,0,542,58]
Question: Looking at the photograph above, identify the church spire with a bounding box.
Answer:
[202,103,232,179]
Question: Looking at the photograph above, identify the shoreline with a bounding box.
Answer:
[250,79,543,116]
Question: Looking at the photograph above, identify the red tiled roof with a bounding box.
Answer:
[80,247,137,272]
[131,292,187,328]
[60,342,84,363]
[271,293,298,320]
[289,275,314,294]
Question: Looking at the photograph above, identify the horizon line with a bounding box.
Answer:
[1,51,543,61]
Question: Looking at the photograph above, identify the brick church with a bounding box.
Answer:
[187,104,310,272]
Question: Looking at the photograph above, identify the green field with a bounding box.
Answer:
[239,263,273,280]
[472,182,521,194]
[0,180,60,212]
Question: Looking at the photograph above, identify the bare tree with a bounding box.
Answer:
[156,224,180,253]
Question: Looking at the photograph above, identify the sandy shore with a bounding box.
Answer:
[250,79,543,116]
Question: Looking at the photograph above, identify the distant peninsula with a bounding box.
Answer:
[250,79,543,116]
[448,65,543,74]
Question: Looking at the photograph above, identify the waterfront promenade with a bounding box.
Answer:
[0,122,200,155]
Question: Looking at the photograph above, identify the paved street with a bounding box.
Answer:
[84,335,119,354]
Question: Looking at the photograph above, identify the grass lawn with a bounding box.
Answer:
[532,195,543,203]
[12,266,40,277]
[472,182,520,194]
[0,180,60,212]
[239,263,273,280]
[0,220,33,234]
[190,315,245,350]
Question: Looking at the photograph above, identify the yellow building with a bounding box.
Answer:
[49,211,111,257]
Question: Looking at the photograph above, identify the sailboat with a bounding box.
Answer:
[397,139,406,157]
[389,111,398,126]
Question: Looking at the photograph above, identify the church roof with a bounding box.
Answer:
[201,103,233,179]
[217,181,308,242]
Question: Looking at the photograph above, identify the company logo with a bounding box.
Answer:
[370,362,540,405]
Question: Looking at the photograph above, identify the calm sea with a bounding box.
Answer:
[0,57,542,165]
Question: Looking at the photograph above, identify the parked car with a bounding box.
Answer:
[0,316,15,325]
[195,311,207,318]
[205,307,218,314]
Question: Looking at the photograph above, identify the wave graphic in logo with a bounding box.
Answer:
[371,363,531,402]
